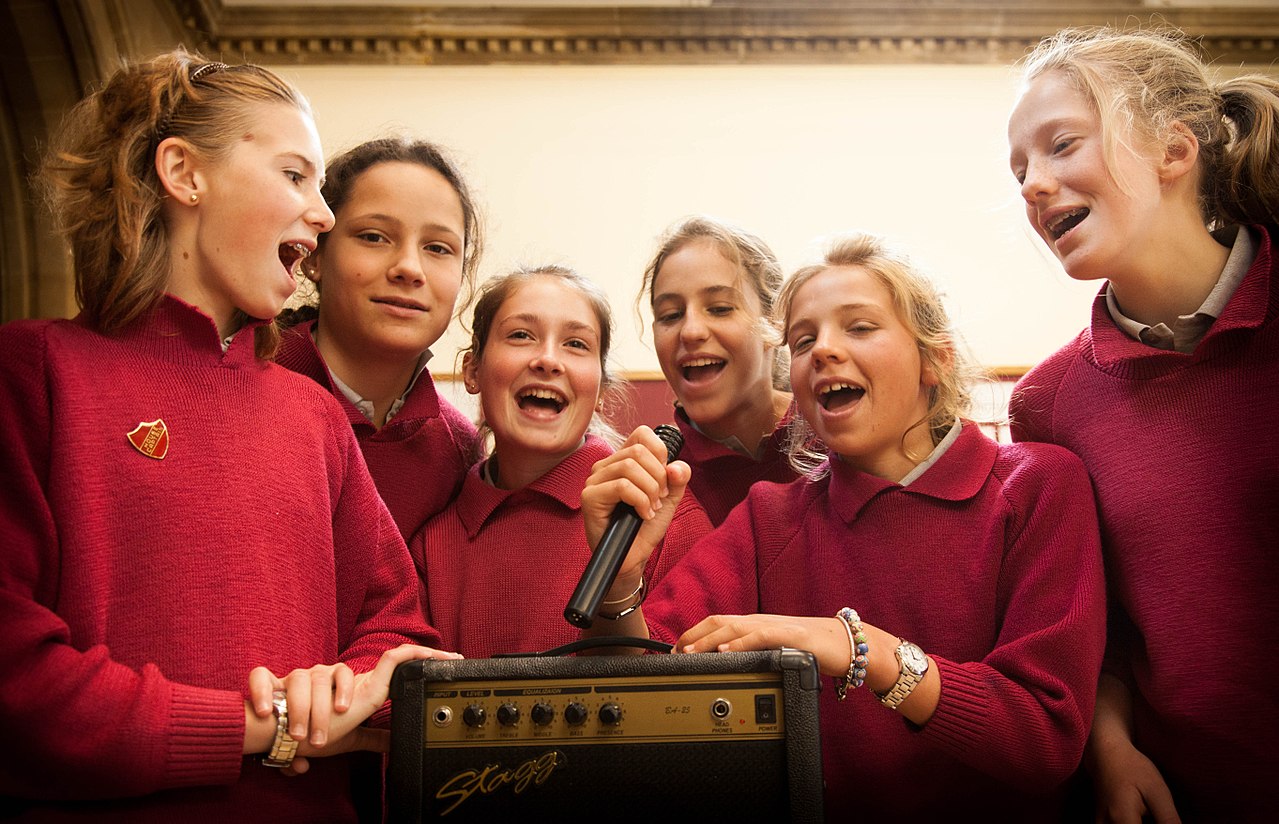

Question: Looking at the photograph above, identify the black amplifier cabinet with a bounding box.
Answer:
[387,649,823,823]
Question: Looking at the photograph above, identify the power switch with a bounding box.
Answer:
[754,694,777,725]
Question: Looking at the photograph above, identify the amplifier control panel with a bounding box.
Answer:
[422,671,785,746]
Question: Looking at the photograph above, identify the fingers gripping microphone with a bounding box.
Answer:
[564,424,684,629]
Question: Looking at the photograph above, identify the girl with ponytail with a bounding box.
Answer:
[1007,26,1279,821]
[0,49,452,820]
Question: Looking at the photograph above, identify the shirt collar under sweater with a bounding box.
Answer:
[1104,225,1253,353]
[674,401,795,462]
[276,318,442,431]
[826,420,996,525]
[1084,225,1274,378]
[455,435,613,539]
[110,293,266,367]
[327,346,431,426]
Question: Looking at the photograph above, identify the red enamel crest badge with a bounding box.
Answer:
[126,419,169,459]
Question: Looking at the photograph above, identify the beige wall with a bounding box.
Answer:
[282,62,1103,380]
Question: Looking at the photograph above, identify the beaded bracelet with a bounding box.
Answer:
[834,607,869,701]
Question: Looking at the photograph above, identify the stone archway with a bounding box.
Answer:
[0,0,190,323]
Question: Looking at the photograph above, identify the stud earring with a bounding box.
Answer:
[189,193,199,204]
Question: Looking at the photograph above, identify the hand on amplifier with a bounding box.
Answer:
[677,614,853,676]
[244,643,462,773]
[677,612,939,725]
[580,425,691,597]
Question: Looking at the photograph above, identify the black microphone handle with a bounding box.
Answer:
[563,424,684,629]
[563,503,643,628]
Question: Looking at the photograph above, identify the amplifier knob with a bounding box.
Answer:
[564,702,589,726]
[461,704,487,728]
[598,703,623,726]
[531,702,556,726]
[496,703,521,727]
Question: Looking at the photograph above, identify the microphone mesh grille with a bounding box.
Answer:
[653,424,685,463]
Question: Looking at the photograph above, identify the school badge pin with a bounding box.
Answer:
[126,419,169,459]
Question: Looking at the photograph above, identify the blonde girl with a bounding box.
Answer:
[1007,25,1279,822]
[580,233,1105,817]
[641,216,799,524]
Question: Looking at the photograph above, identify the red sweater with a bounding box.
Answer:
[672,404,800,526]
[276,319,477,539]
[1010,225,1279,820]
[642,422,1106,818]
[411,436,713,659]
[0,297,440,821]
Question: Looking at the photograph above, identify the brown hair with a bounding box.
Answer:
[281,136,485,328]
[776,233,983,476]
[40,47,310,358]
[1020,26,1279,229]
[640,215,788,389]
[465,265,625,451]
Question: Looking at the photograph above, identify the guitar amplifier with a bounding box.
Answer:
[387,649,824,822]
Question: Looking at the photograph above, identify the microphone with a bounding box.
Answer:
[564,424,684,629]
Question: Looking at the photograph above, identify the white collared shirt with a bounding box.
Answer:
[1105,226,1253,354]
[329,349,433,426]
[898,418,962,487]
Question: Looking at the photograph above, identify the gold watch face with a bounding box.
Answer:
[899,642,928,676]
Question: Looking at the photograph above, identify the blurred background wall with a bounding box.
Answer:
[4,1,1275,430]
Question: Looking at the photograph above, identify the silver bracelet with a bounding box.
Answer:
[834,607,868,701]
[596,576,646,620]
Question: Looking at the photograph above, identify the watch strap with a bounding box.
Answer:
[875,639,926,710]
[262,690,299,768]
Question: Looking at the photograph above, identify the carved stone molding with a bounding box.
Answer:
[179,2,1279,66]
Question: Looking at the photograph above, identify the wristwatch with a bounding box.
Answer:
[262,690,299,768]
[875,639,928,710]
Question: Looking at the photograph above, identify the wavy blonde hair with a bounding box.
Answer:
[640,215,789,390]
[776,233,984,477]
[1021,26,1279,229]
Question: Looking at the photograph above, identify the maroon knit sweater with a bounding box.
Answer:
[411,436,713,658]
[1010,225,1279,821]
[276,319,477,539]
[672,404,800,526]
[0,298,440,821]
[643,422,1106,818]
